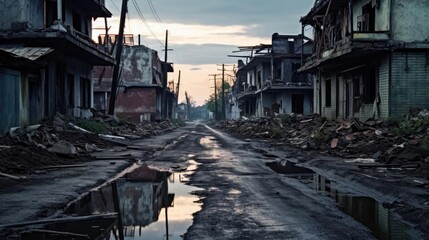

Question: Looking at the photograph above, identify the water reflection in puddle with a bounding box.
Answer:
[18,162,202,240]
[267,161,414,239]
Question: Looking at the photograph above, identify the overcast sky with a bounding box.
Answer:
[95,0,315,105]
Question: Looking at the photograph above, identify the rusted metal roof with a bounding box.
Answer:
[0,47,53,61]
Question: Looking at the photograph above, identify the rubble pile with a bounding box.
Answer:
[216,112,429,166]
[0,109,181,175]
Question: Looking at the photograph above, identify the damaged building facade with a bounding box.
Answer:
[231,34,313,118]
[93,44,175,122]
[0,0,115,133]
[300,0,429,120]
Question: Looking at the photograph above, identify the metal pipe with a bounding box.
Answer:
[350,0,354,39]
[57,0,62,21]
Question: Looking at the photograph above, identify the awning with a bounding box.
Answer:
[0,47,53,61]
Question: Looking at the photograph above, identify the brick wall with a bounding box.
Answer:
[115,87,158,122]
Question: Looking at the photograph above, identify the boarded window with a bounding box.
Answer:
[325,79,332,107]
[80,77,91,109]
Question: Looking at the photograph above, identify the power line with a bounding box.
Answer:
[109,0,120,12]
[146,0,163,24]
[130,0,165,48]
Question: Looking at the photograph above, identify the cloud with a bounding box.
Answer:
[103,1,315,39]
[189,67,202,71]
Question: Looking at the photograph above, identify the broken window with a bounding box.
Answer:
[358,2,375,32]
[292,63,302,82]
[44,0,57,28]
[80,77,91,109]
[257,70,262,89]
[73,11,82,32]
[363,67,377,104]
[325,79,332,107]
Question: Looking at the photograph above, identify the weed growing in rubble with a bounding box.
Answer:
[77,119,109,134]
[393,121,416,136]
[171,118,185,126]
[271,127,283,139]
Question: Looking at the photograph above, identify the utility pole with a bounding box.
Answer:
[221,64,225,120]
[108,0,128,115]
[161,30,169,118]
[176,70,181,105]
[209,74,219,120]
[185,91,191,120]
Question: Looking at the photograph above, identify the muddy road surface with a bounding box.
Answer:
[156,123,375,239]
[2,122,421,239]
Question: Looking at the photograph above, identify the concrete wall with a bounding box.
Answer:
[392,0,429,42]
[390,52,429,116]
[352,0,390,32]
[121,46,153,85]
[0,0,26,30]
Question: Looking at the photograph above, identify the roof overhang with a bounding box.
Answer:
[300,0,348,25]
[0,31,115,66]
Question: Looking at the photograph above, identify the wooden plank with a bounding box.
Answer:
[0,213,118,229]
[0,171,24,180]
[26,229,90,238]
[36,164,87,170]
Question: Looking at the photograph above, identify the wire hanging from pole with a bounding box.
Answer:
[130,0,165,48]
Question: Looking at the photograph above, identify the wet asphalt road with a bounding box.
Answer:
[151,122,375,240]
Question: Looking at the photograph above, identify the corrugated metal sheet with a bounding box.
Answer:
[0,47,53,61]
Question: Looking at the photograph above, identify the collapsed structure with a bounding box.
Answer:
[230,34,314,118]
[300,0,429,120]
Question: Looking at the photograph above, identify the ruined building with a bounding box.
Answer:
[93,43,175,122]
[300,0,429,120]
[230,34,314,118]
[0,0,115,133]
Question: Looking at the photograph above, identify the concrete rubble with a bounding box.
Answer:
[0,109,182,177]
[213,111,429,178]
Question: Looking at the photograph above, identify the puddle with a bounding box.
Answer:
[199,136,220,149]
[18,162,202,240]
[314,174,413,240]
[266,161,314,175]
[267,161,413,239]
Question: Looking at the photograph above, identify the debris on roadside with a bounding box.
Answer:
[0,109,183,176]
[213,111,429,178]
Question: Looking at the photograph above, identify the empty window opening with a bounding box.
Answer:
[80,77,91,109]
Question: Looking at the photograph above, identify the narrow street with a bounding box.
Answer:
[170,123,375,239]
[0,122,425,239]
